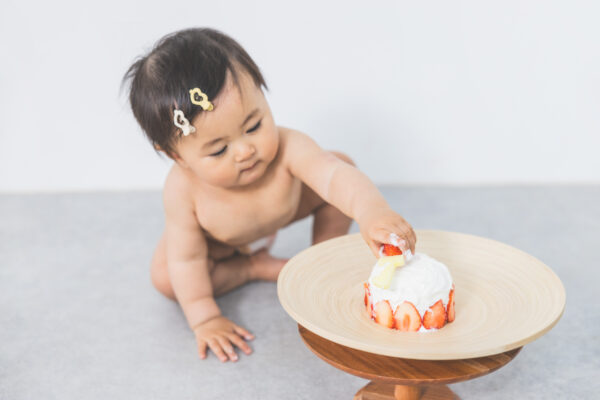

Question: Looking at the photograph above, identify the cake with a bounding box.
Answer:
[364,244,455,331]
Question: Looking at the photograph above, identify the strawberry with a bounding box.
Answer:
[363,283,373,316]
[382,244,403,256]
[374,300,394,328]
[393,301,422,332]
[423,300,447,330]
[447,287,455,323]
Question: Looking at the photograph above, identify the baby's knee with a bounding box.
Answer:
[150,233,175,299]
[330,151,356,167]
[150,259,175,300]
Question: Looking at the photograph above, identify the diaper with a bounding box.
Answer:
[236,234,276,255]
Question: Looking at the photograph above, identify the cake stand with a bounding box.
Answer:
[278,231,565,399]
[299,324,520,399]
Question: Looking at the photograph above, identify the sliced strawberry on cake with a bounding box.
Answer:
[364,283,373,316]
[447,286,455,323]
[423,300,447,330]
[374,300,394,328]
[393,301,422,332]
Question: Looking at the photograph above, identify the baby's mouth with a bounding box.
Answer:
[240,160,259,173]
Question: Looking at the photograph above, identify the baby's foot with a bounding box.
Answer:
[248,250,288,281]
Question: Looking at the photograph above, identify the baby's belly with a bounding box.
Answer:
[200,181,302,247]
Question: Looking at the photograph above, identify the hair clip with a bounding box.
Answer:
[189,88,214,111]
[173,109,196,136]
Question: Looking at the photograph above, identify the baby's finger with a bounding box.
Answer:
[228,333,253,355]
[197,339,208,359]
[364,228,392,257]
[407,227,417,253]
[389,232,410,254]
[207,338,228,363]
[371,230,410,257]
[396,226,416,254]
[217,337,238,362]
[365,239,380,258]
[233,325,254,341]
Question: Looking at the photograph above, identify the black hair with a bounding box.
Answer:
[122,28,267,158]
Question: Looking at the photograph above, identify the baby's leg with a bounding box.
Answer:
[207,249,287,294]
[150,235,286,300]
[291,151,354,244]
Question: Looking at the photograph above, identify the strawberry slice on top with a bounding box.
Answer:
[382,244,403,256]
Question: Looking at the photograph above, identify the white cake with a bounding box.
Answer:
[364,251,455,331]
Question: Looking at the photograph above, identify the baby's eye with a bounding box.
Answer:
[210,145,227,157]
[246,120,262,134]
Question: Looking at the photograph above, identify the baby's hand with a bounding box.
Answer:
[193,316,254,362]
[358,207,417,257]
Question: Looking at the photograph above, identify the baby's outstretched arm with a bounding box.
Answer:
[285,131,416,256]
[163,183,253,362]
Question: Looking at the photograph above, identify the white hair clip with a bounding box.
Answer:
[173,109,196,137]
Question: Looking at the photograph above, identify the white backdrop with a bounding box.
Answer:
[0,0,598,192]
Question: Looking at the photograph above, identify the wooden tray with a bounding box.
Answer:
[277,230,565,360]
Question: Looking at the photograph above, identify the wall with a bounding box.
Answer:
[1,0,598,192]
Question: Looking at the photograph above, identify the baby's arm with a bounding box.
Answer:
[163,180,252,362]
[284,130,416,255]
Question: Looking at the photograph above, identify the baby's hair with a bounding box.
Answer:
[122,28,267,158]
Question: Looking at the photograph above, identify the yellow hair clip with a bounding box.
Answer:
[189,88,214,111]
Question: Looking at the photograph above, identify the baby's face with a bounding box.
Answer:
[174,70,279,188]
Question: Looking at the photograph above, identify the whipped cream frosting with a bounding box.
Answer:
[368,252,453,319]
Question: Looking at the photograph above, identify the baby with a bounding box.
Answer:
[123,28,416,362]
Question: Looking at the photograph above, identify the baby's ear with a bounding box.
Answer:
[167,150,189,168]
[154,144,182,162]
[153,144,168,157]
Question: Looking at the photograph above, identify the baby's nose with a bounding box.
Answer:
[235,142,256,162]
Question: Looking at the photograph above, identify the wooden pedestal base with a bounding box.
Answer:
[354,382,457,400]
[299,325,520,400]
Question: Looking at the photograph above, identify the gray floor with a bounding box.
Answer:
[1,186,598,399]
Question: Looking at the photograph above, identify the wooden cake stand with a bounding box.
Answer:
[278,231,565,399]
[299,324,520,400]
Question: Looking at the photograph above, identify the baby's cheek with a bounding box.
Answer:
[202,162,234,186]
[264,129,280,161]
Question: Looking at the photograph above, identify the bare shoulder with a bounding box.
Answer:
[278,126,313,149]
[278,126,335,171]
[162,165,207,262]
[162,164,197,225]
[278,127,323,165]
